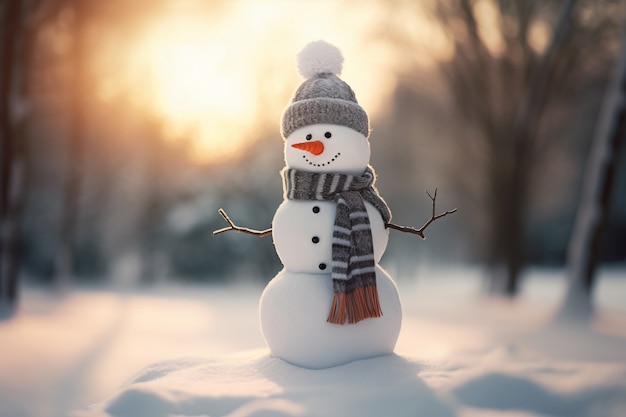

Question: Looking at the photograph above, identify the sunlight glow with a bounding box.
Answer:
[528,20,550,54]
[474,0,505,56]
[137,12,256,161]
[98,1,449,164]
[150,43,241,117]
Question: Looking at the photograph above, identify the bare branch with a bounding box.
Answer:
[213,208,272,238]
[386,189,458,240]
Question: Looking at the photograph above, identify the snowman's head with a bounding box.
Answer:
[285,123,370,175]
[281,41,370,175]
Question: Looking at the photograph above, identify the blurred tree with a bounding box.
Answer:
[427,0,623,295]
[560,24,626,319]
[23,0,181,285]
[0,0,24,317]
[0,0,50,314]
[56,0,88,290]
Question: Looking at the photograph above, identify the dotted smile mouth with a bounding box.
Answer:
[303,152,341,167]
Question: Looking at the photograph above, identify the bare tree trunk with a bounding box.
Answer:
[56,0,87,290]
[139,119,164,283]
[560,25,626,320]
[0,0,23,318]
[490,0,578,296]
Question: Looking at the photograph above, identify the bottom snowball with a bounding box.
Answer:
[259,265,402,369]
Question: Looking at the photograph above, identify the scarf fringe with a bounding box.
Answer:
[327,285,383,325]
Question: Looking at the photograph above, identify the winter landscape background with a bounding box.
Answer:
[1,0,626,416]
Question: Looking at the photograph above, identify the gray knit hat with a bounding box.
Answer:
[281,41,369,139]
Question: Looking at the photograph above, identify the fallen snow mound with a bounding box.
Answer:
[79,344,626,417]
[80,351,455,417]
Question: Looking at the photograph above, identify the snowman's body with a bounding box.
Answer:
[272,199,388,271]
[259,124,402,369]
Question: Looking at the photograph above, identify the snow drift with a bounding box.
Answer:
[2,269,625,417]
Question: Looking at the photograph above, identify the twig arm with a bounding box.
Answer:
[386,223,427,239]
[213,208,272,237]
[385,189,458,240]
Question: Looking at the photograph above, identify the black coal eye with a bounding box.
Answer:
[306,134,312,141]
[324,132,332,138]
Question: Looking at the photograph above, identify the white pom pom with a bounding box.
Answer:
[297,40,343,78]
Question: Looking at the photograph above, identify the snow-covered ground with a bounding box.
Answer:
[1,267,625,417]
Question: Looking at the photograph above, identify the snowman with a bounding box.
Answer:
[214,41,456,369]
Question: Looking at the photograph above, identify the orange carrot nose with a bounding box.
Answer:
[291,140,325,155]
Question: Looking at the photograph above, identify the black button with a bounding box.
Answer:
[312,206,320,213]
[319,263,327,270]
[312,236,319,244]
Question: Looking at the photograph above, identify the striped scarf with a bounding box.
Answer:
[281,166,391,325]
